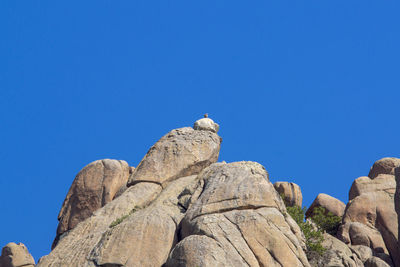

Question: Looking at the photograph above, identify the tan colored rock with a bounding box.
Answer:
[308,233,363,267]
[127,127,221,186]
[166,235,230,267]
[350,245,373,263]
[37,182,162,267]
[56,159,130,240]
[339,161,400,267]
[0,242,35,267]
[274,181,303,207]
[305,193,345,218]
[169,162,310,267]
[349,175,396,200]
[365,256,392,267]
[368,157,400,179]
[338,222,388,254]
[89,175,198,267]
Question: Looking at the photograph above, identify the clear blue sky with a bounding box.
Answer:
[1,1,399,261]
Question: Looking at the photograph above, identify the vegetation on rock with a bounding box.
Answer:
[109,206,140,228]
[283,195,341,257]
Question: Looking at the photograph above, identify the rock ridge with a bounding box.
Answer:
[2,118,400,267]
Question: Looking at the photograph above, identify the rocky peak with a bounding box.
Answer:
[3,119,400,267]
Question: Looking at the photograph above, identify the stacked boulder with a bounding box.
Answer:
[3,114,400,267]
[274,181,303,207]
[337,157,400,267]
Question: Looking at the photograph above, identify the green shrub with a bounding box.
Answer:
[309,206,341,235]
[109,206,140,228]
[286,205,306,225]
[285,202,342,257]
[286,205,326,256]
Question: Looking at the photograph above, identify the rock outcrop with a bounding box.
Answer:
[0,242,35,267]
[167,162,310,267]
[37,182,163,267]
[127,127,221,186]
[338,157,400,267]
[53,159,131,248]
[5,118,400,267]
[307,233,364,267]
[306,193,346,218]
[37,123,222,267]
[89,175,198,267]
[193,116,220,133]
[274,181,303,207]
[368,157,400,179]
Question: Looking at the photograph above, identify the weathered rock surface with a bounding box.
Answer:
[89,175,198,267]
[338,158,400,267]
[350,245,373,263]
[193,117,220,133]
[0,242,35,267]
[349,175,396,201]
[167,162,310,267]
[127,127,221,186]
[37,182,162,267]
[308,234,363,267]
[306,193,345,218]
[368,157,400,179]
[274,181,303,207]
[56,159,131,240]
[365,256,392,267]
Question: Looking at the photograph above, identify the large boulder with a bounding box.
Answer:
[193,116,219,133]
[365,256,392,267]
[305,193,345,218]
[54,159,130,247]
[88,175,198,267]
[37,182,162,267]
[349,175,395,201]
[368,158,400,179]
[127,127,221,186]
[167,162,310,267]
[0,242,35,267]
[274,181,303,207]
[338,158,400,267]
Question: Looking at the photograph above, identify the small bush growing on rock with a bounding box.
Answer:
[309,206,341,235]
[109,206,140,228]
[286,205,326,256]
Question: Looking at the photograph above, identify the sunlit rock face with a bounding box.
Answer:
[338,157,400,267]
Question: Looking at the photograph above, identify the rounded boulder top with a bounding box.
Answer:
[193,114,220,133]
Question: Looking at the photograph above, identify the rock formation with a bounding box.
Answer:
[3,117,400,267]
[306,193,346,218]
[338,157,400,267]
[0,242,35,267]
[274,181,303,207]
[168,161,310,267]
[193,115,220,133]
[127,127,221,186]
[53,159,131,248]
